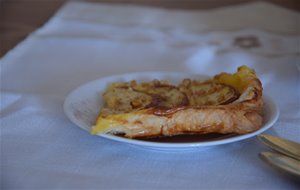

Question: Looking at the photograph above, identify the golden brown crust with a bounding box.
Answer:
[91,66,264,138]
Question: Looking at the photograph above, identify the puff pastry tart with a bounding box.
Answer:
[91,66,263,138]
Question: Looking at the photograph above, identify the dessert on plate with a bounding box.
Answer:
[91,66,263,138]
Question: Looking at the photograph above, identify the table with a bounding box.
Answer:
[1,0,299,57]
[1,1,299,189]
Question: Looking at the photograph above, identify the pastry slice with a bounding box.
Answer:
[91,66,263,138]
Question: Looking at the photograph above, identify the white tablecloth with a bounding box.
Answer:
[1,1,300,189]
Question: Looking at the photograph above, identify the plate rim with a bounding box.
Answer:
[63,71,280,149]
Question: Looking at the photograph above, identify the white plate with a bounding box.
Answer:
[63,72,279,150]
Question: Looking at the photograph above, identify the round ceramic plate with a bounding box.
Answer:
[63,72,279,149]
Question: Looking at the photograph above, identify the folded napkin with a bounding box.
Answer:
[1,1,299,189]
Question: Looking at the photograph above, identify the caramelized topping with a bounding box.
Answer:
[99,78,240,117]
